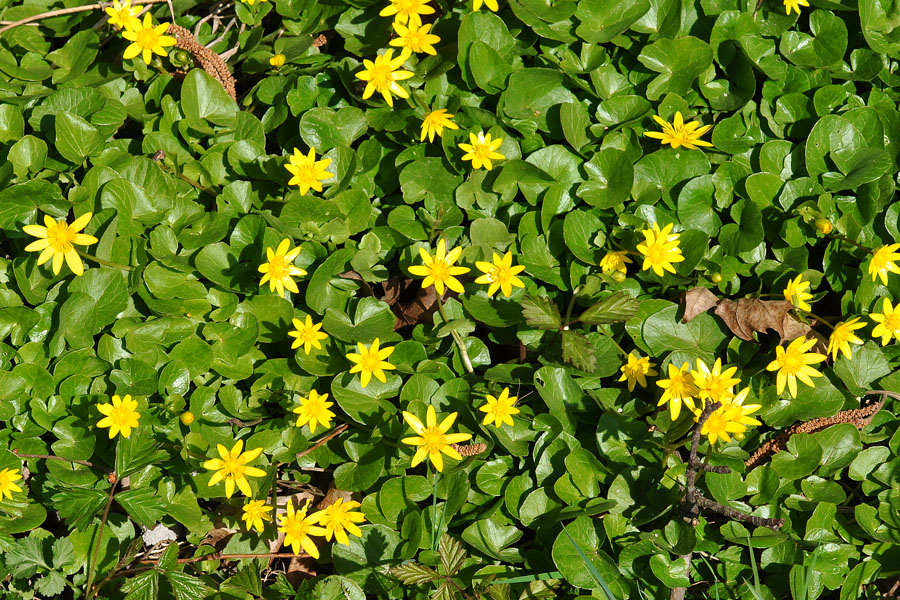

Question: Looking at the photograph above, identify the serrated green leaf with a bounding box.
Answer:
[439,534,467,577]
[391,562,440,585]
[579,292,641,325]
[521,296,562,330]
[561,331,598,372]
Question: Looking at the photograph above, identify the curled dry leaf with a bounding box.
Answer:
[681,287,720,323]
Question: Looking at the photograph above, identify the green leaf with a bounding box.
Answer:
[122,571,159,600]
[636,37,713,100]
[391,562,440,585]
[9,135,48,178]
[521,296,562,330]
[552,518,621,596]
[116,487,169,528]
[55,110,103,164]
[580,291,640,325]
[649,553,691,588]
[575,0,649,43]
[116,427,169,478]
[503,69,578,128]
[561,331,598,373]
[579,149,633,209]
[439,534,467,576]
[51,489,108,531]
[167,571,213,600]
[181,69,238,127]
[461,516,523,563]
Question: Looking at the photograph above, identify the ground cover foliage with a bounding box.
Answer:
[3,0,900,598]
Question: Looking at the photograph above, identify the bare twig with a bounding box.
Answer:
[0,0,166,35]
[85,476,119,600]
[228,417,264,428]
[296,424,349,459]
[14,452,106,471]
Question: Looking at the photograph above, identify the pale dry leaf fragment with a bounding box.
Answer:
[681,287,720,323]
[713,298,827,352]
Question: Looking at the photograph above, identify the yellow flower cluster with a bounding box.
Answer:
[409,239,526,298]
[600,222,684,281]
[105,1,176,65]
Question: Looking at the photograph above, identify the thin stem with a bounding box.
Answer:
[0,0,167,34]
[833,235,873,254]
[600,326,629,357]
[430,466,440,551]
[562,286,581,328]
[156,162,217,198]
[296,424,348,459]
[15,452,104,471]
[803,311,835,331]
[86,474,119,600]
[435,295,474,374]
[76,249,134,271]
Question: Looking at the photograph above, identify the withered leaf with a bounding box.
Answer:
[713,298,827,351]
[681,287,720,323]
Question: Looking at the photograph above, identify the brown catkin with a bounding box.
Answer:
[452,443,487,457]
[167,24,236,100]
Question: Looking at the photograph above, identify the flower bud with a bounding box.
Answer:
[611,271,626,283]
[710,273,723,283]
[180,411,195,426]
[269,53,286,68]
[815,218,833,235]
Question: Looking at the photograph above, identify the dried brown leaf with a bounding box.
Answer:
[713,298,827,351]
[201,527,235,549]
[681,287,720,323]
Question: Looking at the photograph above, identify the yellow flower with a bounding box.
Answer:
[355,48,414,108]
[420,108,459,142]
[202,440,268,498]
[105,0,141,31]
[695,402,748,445]
[181,411,195,426]
[293,390,335,434]
[479,387,520,428]
[474,251,525,297]
[288,315,329,355]
[656,362,697,421]
[279,499,327,558]
[636,222,685,277]
[618,353,657,392]
[269,53,286,68]
[827,317,865,360]
[691,358,740,406]
[379,0,435,27]
[644,111,713,150]
[815,219,833,235]
[722,387,762,430]
[459,131,505,170]
[310,498,367,546]
[22,212,98,276]
[868,244,900,286]
[258,238,306,298]
[473,0,499,10]
[121,13,176,65]
[390,22,440,55]
[242,499,273,533]
[784,0,809,15]
[401,405,472,472]
[783,274,814,312]
[96,394,141,439]
[346,338,396,388]
[0,468,23,501]
[871,298,900,346]
[409,239,470,295]
[766,336,826,398]
[284,147,333,196]
[600,251,633,274]
[239,0,269,5]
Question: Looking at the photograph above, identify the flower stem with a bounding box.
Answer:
[430,466,440,550]
[600,326,629,357]
[803,311,835,331]
[833,235,873,254]
[76,249,134,271]
[86,451,119,600]
[435,295,474,374]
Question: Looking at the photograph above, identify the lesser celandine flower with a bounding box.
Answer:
[827,317,865,360]
[473,0,499,10]
[288,315,329,354]
[269,53,286,68]
[203,440,267,498]
[871,298,900,346]
[656,362,697,421]
[766,336,826,398]
[355,49,414,107]
[105,0,141,31]
[97,395,141,439]
[293,390,335,434]
[121,13,176,65]
[693,401,749,445]
[783,274,814,312]
[0,468,23,500]
[692,358,740,405]
[479,387,520,428]
[600,251,632,274]
[474,251,525,297]
[390,22,440,55]
[310,498,367,546]
[379,0,434,27]
[258,238,306,298]
[784,0,809,15]
[279,499,326,557]
[242,500,273,533]
[721,387,763,431]
[644,111,713,150]
[409,239,470,295]
[285,147,333,196]
[240,0,269,5]
[618,353,657,392]
[420,109,458,142]
[815,219,833,235]
[868,244,900,286]
[346,338,396,387]
[636,223,684,277]
[459,131,505,170]
[401,405,472,472]
[22,212,98,276]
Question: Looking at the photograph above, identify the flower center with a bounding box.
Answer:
[645,242,668,265]
[285,518,310,539]
[268,256,289,280]
[109,406,133,427]
[885,313,900,332]
[471,143,493,162]
[47,222,75,253]
[360,351,381,372]
[420,426,447,453]
[701,376,731,401]
[781,351,804,374]
[407,31,427,50]
[368,63,394,92]
[221,458,241,478]
[429,260,450,282]
[136,28,159,49]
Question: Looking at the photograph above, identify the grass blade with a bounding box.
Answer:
[561,524,616,600]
